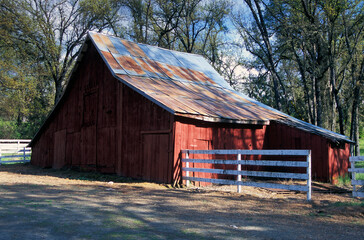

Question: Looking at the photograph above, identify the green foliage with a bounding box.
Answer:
[0,0,362,142]
[335,174,351,187]
[0,120,19,139]
[234,0,363,141]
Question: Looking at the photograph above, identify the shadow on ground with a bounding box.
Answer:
[0,164,363,240]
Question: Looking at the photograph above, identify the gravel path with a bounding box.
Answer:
[0,164,363,239]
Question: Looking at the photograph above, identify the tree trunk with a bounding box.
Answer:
[54,79,63,104]
[350,60,363,156]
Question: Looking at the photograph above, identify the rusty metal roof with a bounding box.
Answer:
[89,32,286,124]
[88,32,353,143]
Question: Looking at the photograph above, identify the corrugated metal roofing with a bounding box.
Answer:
[88,31,353,144]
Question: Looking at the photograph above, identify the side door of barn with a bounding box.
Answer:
[53,129,67,169]
[80,89,98,169]
[142,133,170,183]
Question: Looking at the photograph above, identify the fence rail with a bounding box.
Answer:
[0,139,31,165]
[349,156,364,198]
[181,149,312,201]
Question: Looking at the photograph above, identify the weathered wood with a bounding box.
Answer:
[350,156,364,198]
[350,156,364,162]
[183,177,308,192]
[353,192,364,198]
[0,159,31,164]
[0,154,31,159]
[348,168,364,173]
[237,154,241,193]
[352,180,364,185]
[181,159,308,167]
[0,139,31,143]
[181,149,310,156]
[307,151,312,201]
[186,152,190,187]
[182,167,309,180]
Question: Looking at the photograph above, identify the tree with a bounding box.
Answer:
[1,0,120,104]
[232,0,363,154]
[232,0,287,111]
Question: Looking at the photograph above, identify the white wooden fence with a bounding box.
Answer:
[182,149,312,201]
[349,156,364,198]
[0,139,32,164]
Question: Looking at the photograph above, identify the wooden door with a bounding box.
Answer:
[81,90,98,169]
[53,129,67,169]
[142,133,170,183]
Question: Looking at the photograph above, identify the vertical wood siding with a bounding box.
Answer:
[173,119,349,183]
[31,42,174,182]
[173,118,266,186]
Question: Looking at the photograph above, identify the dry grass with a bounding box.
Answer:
[0,164,363,240]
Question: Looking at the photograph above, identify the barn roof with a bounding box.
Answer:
[89,32,282,125]
[29,32,354,146]
[88,32,352,144]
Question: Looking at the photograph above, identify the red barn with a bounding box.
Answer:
[29,32,353,183]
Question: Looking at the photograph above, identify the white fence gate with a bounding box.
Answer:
[0,139,31,164]
[182,149,312,201]
[349,156,364,198]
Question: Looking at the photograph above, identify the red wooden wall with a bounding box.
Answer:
[172,118,267,186]
[31,40,350,184]
[265,122,350,182]
[31,41,174,183]
[172,118,350,183]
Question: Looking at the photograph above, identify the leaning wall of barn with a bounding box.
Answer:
[31,41,119,172]
[31,42,174,182]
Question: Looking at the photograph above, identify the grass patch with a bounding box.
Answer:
[336,174,351,187]
[360,137,364,156]
[332,201,364,207]
[0,152,31,164]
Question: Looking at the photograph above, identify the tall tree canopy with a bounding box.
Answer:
[233,0,363,154]
[0,0,362,154]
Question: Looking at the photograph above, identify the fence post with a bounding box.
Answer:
[351,157,356,197]
[186,152,190,187]
[307,151,312,201]
[23,147,26,162]
[237,154,241,193]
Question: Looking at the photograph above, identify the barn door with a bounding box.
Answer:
[142,133,170,183]
[81,89,98,169]
[53,129,67,169]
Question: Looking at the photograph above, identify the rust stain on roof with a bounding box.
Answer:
[90,32,285,124]
[166,64,192,81]
[99,34,118,54]
[101,51,123,71]
[154,62,175,79]
[189,69,215,84]
[116,55,145,75]
[92,34,106,49]
[145,59,170,78]
[115,74,278,121]
[121,39,147,58]
[133,58,157,76]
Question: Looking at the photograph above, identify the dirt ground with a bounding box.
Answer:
[0,164,363,240]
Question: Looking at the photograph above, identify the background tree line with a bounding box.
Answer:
[0,0,362,154]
